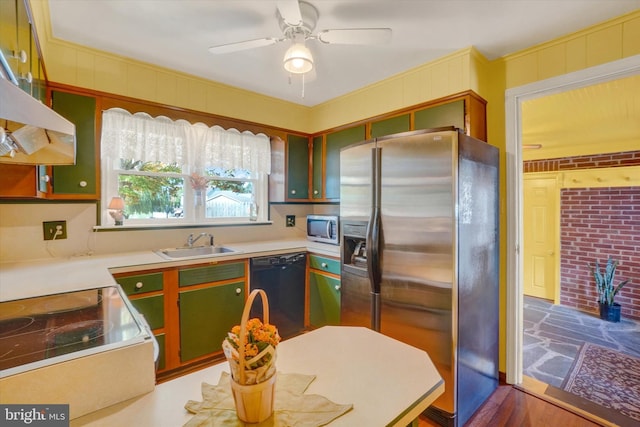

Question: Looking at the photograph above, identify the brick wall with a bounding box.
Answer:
[560,186,640,321]
[524,150,640,173]
[526,150,640,320]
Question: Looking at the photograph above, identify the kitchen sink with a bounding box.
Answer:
[155,245,240,260]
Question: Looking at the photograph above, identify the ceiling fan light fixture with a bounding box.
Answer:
[283,43,314,74]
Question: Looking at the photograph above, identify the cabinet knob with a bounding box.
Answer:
[135,282,144,290]
[313,190,319,195]
[321,262,328,268]
[79,181,87,188]
[290,189,296,195]
[335,285,341,291]
[235,288,242,295]
[12,50,28,63]
[41,174,50,183]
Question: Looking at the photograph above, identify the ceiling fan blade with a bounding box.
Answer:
[277,0,303,27]
[208,38,279,54]
[318,28,392,45]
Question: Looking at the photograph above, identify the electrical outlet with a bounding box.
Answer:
[286,215,295,227]
[43,221,67,240]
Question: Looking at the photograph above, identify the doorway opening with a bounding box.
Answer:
[506,54,640,424]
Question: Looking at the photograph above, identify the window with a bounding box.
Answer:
[100,108,270,226]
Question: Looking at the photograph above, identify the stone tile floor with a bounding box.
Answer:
[523,296,640,388]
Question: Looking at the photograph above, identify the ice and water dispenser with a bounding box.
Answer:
[341,220,368,277]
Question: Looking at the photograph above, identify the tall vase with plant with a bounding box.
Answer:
[588,256,630,322]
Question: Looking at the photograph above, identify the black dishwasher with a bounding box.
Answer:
[250,253,306,339]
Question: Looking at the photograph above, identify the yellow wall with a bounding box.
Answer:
[28,0,312,132]
[309,46,488,131]
[28,1,640,374]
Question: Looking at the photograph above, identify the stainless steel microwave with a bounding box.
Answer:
[306,215,339,245]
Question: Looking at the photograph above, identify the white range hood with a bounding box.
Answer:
[0,53,76,165]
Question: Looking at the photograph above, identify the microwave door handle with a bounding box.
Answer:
[326,221,331,238]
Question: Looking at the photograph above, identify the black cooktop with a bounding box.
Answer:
[0,286,143,373]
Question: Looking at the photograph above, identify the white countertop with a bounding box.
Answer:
[0,239,340,302]
[72,326,444,427]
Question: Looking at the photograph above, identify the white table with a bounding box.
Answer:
[72,326,444,426]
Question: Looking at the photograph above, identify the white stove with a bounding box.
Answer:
[0,286,156,419]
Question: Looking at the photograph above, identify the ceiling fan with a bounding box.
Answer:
[208,0,392,75]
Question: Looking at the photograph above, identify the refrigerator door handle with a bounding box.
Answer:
[366,146,382,332]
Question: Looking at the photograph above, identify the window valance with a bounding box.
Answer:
[101,108,271,174]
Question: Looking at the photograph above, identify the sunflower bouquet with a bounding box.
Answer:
[222,317,281,385]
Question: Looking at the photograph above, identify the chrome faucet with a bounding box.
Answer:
[187,232,214,247]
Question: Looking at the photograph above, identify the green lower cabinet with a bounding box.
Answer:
[309,272,341,328]
[129,295,164,330]
[179,282,245,362]
[155,333,166,371]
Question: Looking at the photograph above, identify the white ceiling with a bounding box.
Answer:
[47,0,640,107]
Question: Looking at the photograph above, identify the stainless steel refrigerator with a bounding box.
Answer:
[340,127,499,427]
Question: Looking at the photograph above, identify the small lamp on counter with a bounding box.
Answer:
[108,196,125,226]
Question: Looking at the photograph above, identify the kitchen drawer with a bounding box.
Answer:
[179,262,245,287]
[129,295,164,330]
[117,272,164,295]
[309,254,340,275]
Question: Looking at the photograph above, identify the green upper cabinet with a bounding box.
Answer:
[51,91,98,198]
[370,114,410,138]
[325,125,365,200]
[414,99,465,132]
[286,134,310,200]
[311,135,323,199]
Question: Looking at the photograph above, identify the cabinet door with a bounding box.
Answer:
[179,282,244,362]
[50,91,98,197]
[370,114,410,138]
[414,100,464,132]
[309,272,341,328]
[129,295,164,330]
[325,125,365,200]
[286,134,310,200]
[311,135,323,199]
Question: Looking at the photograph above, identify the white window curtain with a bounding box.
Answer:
[101,108,271,174]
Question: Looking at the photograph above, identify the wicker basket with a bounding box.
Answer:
[230,289,277,423]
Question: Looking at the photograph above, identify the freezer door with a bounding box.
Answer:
[340,141,375,328]
[377,130,457,415]
[339,141,373,222]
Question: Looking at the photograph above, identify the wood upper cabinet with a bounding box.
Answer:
[370,113,410,138]
[413,93,487,141]
[49,90,99,199]
[324,125,365,200]
[285,134,311,200]
[0,0,49,199]
[0,90,98,199]
[311,135,323,199]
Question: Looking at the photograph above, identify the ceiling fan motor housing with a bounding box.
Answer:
[278,0,319,39]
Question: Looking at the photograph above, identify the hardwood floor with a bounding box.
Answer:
[418,384,604,427]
